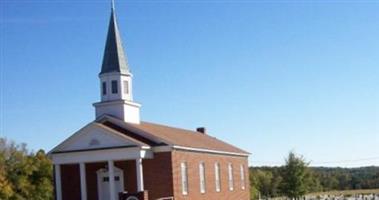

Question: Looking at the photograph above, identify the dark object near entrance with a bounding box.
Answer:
[119,191,149,200]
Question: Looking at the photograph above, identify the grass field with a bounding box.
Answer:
[308,189,379,196]
[268,189,379,200]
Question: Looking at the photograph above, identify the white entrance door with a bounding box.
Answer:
[97,167,125,200]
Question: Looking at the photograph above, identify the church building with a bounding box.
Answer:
[49,2,250,200]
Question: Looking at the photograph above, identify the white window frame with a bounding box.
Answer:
[181,162,188,195]
[228,163,234,191]
[199,162,206,194]
[240,164,246,190]
[214,162,221,192]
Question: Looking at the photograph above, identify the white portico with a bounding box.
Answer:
[50,122,152,200]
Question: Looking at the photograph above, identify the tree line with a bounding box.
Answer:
[250,157,379,199]
[1,138,378,200]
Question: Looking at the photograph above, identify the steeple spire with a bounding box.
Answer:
[94,1,141,124]
[100,0,129,75]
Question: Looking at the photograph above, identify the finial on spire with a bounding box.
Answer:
[111,0,116,11]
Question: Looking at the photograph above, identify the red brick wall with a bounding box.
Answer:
[117,160,138,193]
[61,164,81,200]
[85,162,106,200]
[143,152,174,200]
[59,151,249,200]
[171,150,250,200]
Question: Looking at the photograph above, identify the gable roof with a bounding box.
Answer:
[133,122,249,154]
[98,115,249,155]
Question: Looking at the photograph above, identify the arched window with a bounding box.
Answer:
[240,164,246,190]
[199,162,206,193]
[228,163,234,191]
[214,162,221,192]
[180,162,188,195]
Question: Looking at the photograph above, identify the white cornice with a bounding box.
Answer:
[93,100,141,107]
[153,145,250,157]
[50,147,153,164]
[98,72,132,78]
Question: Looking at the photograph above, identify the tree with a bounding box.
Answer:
[256,169,273,198]
[0,139,14,199]
[250,167,284,199]
[0,138,54,200]
[304,169,322,193]
[250,169,260,200]
[280,151,309,199]
[250,158,379,199]
[29,150,54,200]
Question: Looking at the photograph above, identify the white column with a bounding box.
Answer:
[136,158,144,192]
[54,164,62,200]
[79,163,87,200]
[108,160,116,200]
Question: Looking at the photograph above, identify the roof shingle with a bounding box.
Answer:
[124,121,249,155]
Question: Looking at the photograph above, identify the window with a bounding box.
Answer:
[123,81,129,94]
[240,164,245,190]
[102,82,107,95]
[111,80,118,94]
[214,163,221,192]
[199,162,206,194]
[102,176,120,182]
[228,163,234,191]
[181,162,188,195]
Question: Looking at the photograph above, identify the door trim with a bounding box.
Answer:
[96,166,125,200]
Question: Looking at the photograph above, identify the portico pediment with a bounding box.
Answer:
[50,122,149,153]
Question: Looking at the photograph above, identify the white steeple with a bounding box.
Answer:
[93,1,141,124]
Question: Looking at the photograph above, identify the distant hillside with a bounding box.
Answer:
[310,166,379,190]
[249,166,379,198]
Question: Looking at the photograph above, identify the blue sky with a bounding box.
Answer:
[1,0,378,167]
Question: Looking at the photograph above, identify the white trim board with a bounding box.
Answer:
[153,145,250,157]
[51,147,153,164]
